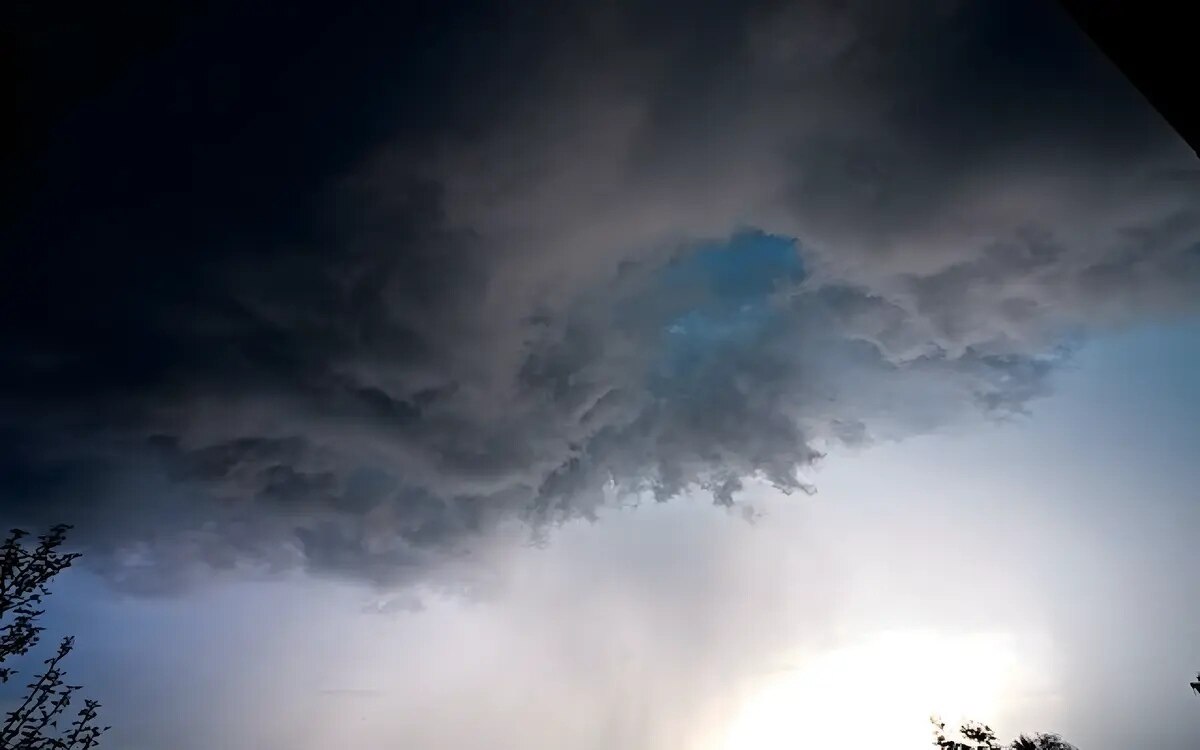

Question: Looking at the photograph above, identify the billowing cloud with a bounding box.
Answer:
[2,0,1198,591]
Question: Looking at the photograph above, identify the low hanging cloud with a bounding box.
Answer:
[2,0,1198,592]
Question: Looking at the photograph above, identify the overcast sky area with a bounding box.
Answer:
[3,1,1199,748]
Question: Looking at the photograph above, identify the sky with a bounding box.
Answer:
[3,1,1199,748]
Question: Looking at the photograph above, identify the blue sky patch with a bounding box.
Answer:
[647,231,803,391]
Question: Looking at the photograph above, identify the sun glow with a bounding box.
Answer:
[722,630,1037,750]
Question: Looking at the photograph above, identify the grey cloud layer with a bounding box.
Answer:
[2,0,1197,590]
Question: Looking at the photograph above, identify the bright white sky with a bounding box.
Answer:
[37,323,1200,750]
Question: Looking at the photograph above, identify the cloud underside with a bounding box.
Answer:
[2,0,1198,591]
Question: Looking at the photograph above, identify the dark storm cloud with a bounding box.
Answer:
[2,0,1198,590]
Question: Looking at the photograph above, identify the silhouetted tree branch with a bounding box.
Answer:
[1009,735,1077,750]
[932,718,1077,750]
[932,662,1200,749]
[0,527,108,750]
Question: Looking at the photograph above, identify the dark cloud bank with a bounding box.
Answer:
[3,0,1198,592]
